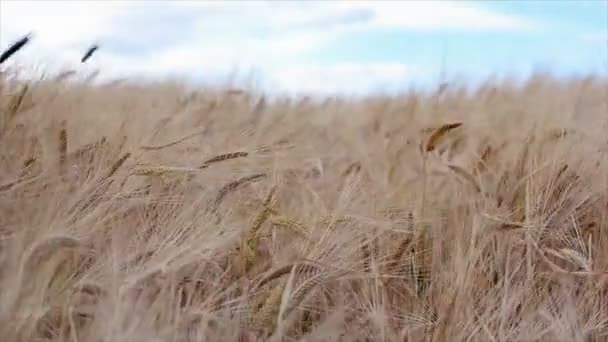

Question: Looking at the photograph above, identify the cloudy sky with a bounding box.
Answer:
[1,0,607,95]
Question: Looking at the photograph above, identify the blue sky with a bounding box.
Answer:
[1,0,606,95]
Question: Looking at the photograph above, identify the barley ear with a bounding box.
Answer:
[7,84,29,122]
[213,173,267,210]
[139,128,207,151]
[55,70,77,81]
[388,211,415,272]
[254,262,320,290]
[131,165,198,177]
[254,264,296,290]
[104,152,131,179]
[200,151,249,169]
[58,121,68,175]
[244,185,277,268]
[23,236,84,271]
[269,215,309,240]
[425,122,463,152]
[251,277,287,334]
[447,164,482,193]
[342,161,362,177]
[475,143,492,172]
[0,178,20,192]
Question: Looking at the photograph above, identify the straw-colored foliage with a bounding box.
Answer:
[1,65,608,342]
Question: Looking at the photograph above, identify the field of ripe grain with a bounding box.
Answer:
[1,65,608,342]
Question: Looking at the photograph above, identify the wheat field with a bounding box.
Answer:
[1,58,608,342]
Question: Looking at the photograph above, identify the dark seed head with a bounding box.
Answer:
[0,33,33,65]
[81,44,99,63]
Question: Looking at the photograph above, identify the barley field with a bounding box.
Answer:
[1,54,608,341]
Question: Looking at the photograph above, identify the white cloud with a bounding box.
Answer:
[266,62,421,96]
[0,1,128,47]
[0,0,536,94]
[298,0,536,33]
[168,0,535,33]
[579,32,607,43]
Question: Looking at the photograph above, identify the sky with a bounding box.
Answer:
[1,0,607,96]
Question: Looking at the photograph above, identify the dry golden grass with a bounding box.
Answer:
[1,65,608,342]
